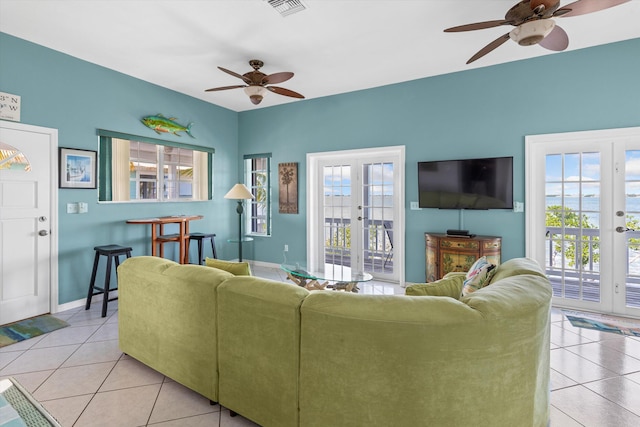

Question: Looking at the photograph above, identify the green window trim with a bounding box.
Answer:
[98,129,214,202]
[97,129,214,153]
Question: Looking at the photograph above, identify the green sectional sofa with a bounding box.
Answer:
[118,256,552,427]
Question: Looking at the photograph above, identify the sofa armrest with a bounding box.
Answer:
[405,274,464,298]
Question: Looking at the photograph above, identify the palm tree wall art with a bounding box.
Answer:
[279,162,298,214]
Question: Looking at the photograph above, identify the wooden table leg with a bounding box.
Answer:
[180,220,188,264]
[151,224,158,257]
[286,272,327,290]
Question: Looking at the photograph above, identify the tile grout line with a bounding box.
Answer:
[550,403,587,427]
[53,305,120,426]
[145,379,166,426]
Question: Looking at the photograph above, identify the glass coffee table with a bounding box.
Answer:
[280,263,372,292]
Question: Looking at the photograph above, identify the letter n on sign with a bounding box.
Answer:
[0,92,21,122]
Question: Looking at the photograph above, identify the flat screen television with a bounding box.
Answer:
[418,156,513,209]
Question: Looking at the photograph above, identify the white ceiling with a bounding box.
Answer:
[1,0,639,112]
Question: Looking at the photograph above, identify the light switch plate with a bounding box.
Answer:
[66,203,78,214]
[78,202,88,213]
[514,201,524,213]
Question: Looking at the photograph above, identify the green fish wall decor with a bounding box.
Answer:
[141,114,195,138]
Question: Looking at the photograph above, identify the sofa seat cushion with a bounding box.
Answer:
[205,258,252,276]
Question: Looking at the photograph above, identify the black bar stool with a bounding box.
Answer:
[188,233,217,264]
[86,244,132,317]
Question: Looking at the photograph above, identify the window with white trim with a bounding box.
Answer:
[244,153,271,236]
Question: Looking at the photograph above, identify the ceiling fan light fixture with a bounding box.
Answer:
[244,85,267,105]
[510,19,555,46]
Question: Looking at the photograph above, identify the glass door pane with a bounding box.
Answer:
[323,165,353,268]
[545,152,602,303]
[361,162,394,275]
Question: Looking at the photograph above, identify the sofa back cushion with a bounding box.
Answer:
[118,256,233,402]
[217,277,308,427]
[489,256,547,283]
[299,272,552,427]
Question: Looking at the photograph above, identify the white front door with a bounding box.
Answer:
[308,146,405,284]
[0,122,57,325]
[526,127,640,318]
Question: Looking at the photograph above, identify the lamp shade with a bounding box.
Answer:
[224,183,254,200]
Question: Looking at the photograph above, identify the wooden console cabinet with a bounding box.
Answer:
[425,233,501,282]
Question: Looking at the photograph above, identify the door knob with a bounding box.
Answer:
[38,230,49,236]
[616,226,630,233]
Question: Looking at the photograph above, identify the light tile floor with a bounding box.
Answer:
[2,264,640,426]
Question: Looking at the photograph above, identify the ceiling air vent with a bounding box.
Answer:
[264,0,307,17]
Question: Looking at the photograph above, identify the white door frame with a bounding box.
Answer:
[0,120,59,316]
[526,126,640,316]
[307,146,405,285]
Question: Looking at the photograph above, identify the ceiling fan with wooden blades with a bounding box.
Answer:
[444,0,631,64]
[205,59,305,105]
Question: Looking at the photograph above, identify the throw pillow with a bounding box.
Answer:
[461,256,496,297]
[205,258,252,276]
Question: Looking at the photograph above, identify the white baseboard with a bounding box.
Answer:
[247,259,281,268]
[54,291,117,314]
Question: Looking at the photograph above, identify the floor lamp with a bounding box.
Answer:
[224,183,254,261]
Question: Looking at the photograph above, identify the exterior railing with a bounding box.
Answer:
[546,226,640,307]
[324,217,393,272]
[545,226,600,274]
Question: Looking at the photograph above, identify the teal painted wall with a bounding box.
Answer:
[238,38,640,282]
[2,31,639,298]
[0,33,239,304]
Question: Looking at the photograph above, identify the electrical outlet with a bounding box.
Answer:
[284,244,289,252]
[410,201,421,210]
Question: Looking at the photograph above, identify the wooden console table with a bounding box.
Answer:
[425,233,501,282]
[126,215,203,264]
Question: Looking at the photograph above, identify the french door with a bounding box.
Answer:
[526,127,640,318]
[307,147,405,283]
